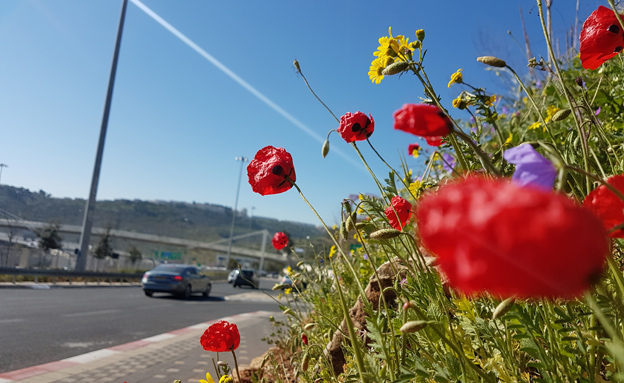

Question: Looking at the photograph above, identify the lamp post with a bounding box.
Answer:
[76,0,128,271]
[0,163,7,186]
[224,156,247,269]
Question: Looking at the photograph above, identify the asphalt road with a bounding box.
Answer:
[0,279,282,373]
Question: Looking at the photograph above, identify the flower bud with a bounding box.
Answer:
[355,221,369,230]
[272,283,285,290]
[293,59,301,72]
[304,323,316,330]
[403,301,416,311]
[575,76,585,87]
[283,308,293,316]
[340,221,348,240]
[346,211,357,231]
[415,29,425,41]
[297,261,305,267]
[301,353,310,371]
[477,56,507,68]
[382,61,409,76]
[492,296,516,320]
[321,139,330,158]
[551,109,571,121]
[217,361,228,367]
[369,228,402,240]
[400,320,429,333]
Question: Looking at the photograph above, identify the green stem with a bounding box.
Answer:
[329,257,369,382]
[410,305,496,383]
[296,64,340,123]
[231,350,241,383]
[536,0,591,194]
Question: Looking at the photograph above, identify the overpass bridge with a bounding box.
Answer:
[0,215,289,270]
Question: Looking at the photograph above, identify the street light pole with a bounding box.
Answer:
[224,156,247,269]
[76,0,128,271]
[0,164,8,186]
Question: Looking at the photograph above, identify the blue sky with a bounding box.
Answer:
[0,0,603,226]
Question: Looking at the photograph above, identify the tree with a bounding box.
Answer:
[37,223,63,252]
[128,245,142,265]
[94,229,114,260]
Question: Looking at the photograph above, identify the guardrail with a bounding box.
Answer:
[0,267,143,284]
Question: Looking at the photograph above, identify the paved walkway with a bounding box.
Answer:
[0,307,282,383]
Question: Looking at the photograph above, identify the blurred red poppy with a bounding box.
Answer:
[338,111,375,143]
[393,104,453,138]
[408,143,420,157]
[384,196,413,230]
[417,176,608,298]
[200,320,240,352]
[272,232,289,250]
[583,174,624,238]
[580,6,624,70]
[425,136,444,147]
[301,333,308,345]
[248,146,296,196]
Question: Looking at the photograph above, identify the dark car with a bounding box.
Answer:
[141,264,212,299]
[232,269,259,289]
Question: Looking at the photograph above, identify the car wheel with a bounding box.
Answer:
[144,290,153,297]
[183,285,192,299]
[203,284,211,297]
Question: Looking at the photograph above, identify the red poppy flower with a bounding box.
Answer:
[580,6,624,70]
[247,146,296,196]
[301,333,308,345]
[200,320,240,352]
[272,232,289,250]
[393,104,453,138]
[408,143,420,156]
[384,196,413,230]
[425,136,444,147]
[337,111,375,143]
[417,176,608,298]
[583,174,624,238]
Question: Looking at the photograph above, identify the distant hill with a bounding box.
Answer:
[0,184,329,247]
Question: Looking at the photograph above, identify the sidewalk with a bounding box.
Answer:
[0,310,282,383]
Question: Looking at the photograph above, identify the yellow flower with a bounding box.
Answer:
[332,224,337,230]
[485,94,496,107]
[452,95,467,110]
[200,372,216,383]
[328,245,337,258]
[447,69,463,87]
[285,288,292,295]
[544,105,561,123]
[408,181,421,196]
[504,132,513,146]
[369,57,385,84]
[528,121,543,131]
[219,376,233,383]
[286,266,293,275]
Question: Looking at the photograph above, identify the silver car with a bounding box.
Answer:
[141,264,212,299]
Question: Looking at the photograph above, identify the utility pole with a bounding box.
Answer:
[76,0,128,271]
[0,164,7,186]
[224,156,247,269]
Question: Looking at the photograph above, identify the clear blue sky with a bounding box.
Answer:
[0,0,603,226]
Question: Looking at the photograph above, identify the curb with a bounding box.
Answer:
[0,310,278,383]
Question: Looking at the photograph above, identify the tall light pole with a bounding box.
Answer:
[76,0,128,271]
[0,164,8,186]
[224,156,247,269]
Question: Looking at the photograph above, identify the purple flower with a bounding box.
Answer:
[503,144,556,190]
[595,107,601,116]
[363,254,368,260]
[442,153,456,172]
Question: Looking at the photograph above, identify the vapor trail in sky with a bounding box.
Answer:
[129,0,363,170]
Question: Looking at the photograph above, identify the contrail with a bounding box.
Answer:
[129,0,363,170]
